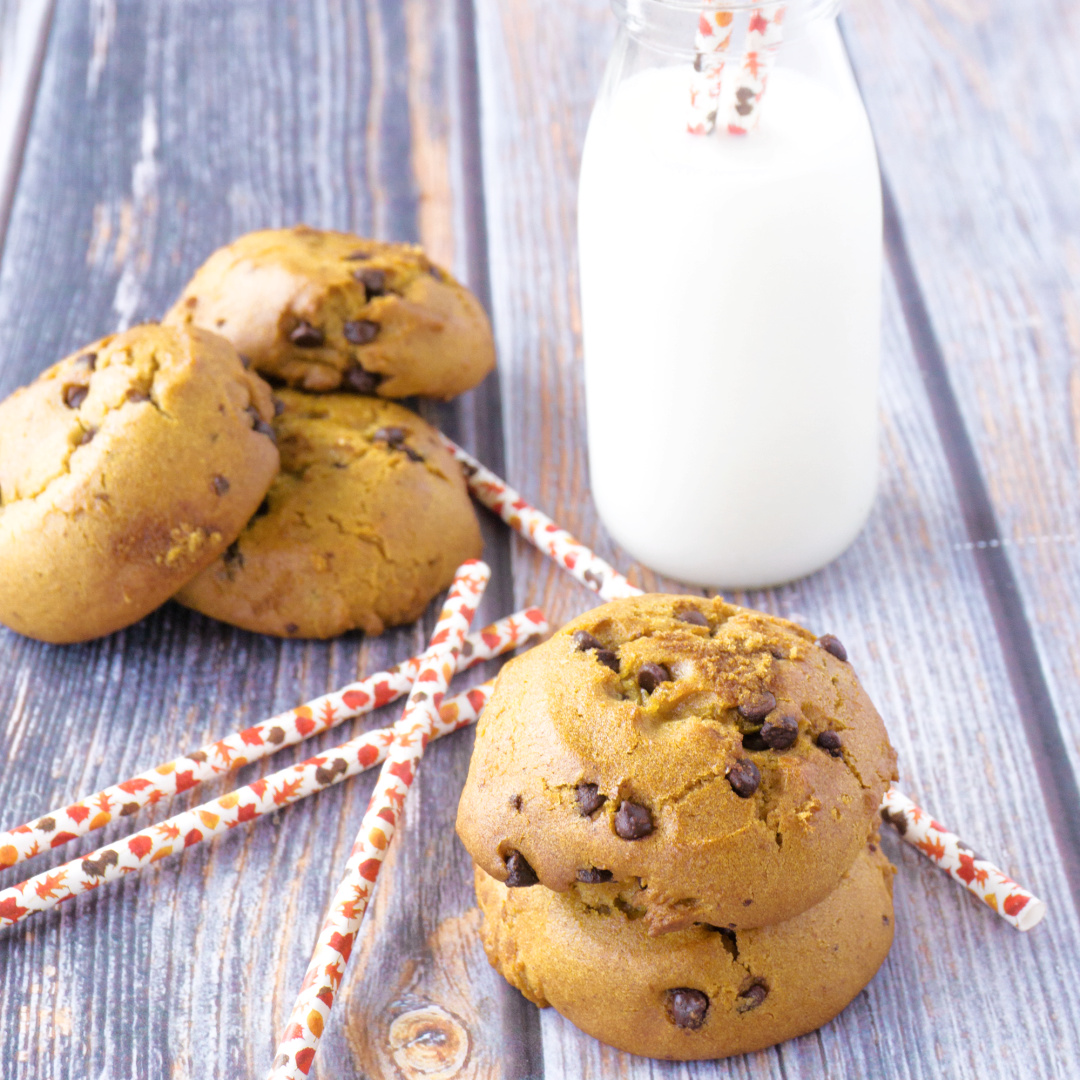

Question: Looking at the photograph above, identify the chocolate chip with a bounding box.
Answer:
[614,801,653,840]
[736,983,768,1012]
[126,388,149,403]
[342,363,383,395]
[223,541,244,571]
[77,352,97,370]
[817,730,843,757]
[572,630,602,652]
[211,474,230,495]
[576,782,606,816]
[345,249,371,261]
[577,867,613,884]
[289,320,324,347]
[504,850,538,887]
[285,622,299,634]
[509,794,523,812]
[760,714,799,750]
[737,692,776,722]
[255,497,271,517]
[354,267,386,295]
[246,406,276,441]
[63,384,88,409]
[403,446,424,463]
[675,609,709,627]
[77,427,96,446]
[343,319,379,345]
[666,989,709,1030]
[818,634,848,662]
[741,731,768,753]
[727,759,761,798]
[594,649,620,673]
[638,662,671,694]
[374,426,407,447]
[273,396,285,416]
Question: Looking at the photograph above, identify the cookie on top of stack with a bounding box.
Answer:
[456,593,899,1059]
[0,227,492,644]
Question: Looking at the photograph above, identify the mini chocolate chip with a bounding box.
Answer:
[741,731,768,753]
[63,384,88,409]
[354,267,386,295]
[77,352,97,370]
[246,406,276,441]
[638,662,671,694]
[403,446,424,463]
[255,497,271,517]
[666,989,709,1030]
[572,630,602,652]
[342,363,383,394]
[727,759,761,798]
[345,249,371,260]
[126,388,149,403]
[675,609,709,627]
[289,320,324,347]
[343,318,379,345]
[77,427,96,446]
[594,649,620,673]
[736,983,768,1012]
[374,426,407,447]
[818,634,848,662]
[614,801,653,840]
[223,541,244,571]
[576,782,606,816]
[273,396,285,416]
[737,692,776,721]
[577,867,613,884]
[504,850,538,887]
[285,622,299,634]
[817,730,843,757]
[211,474,230,495]
[760,714,799,750]
[509,794,523,812]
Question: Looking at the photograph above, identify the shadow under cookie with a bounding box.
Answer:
[174,390,483,639]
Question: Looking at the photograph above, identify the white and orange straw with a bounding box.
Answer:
[726,4,786,135]
[267,560,491,1079]
[688,1,735,134]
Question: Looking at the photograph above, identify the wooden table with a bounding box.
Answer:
[0,1,1077,1076]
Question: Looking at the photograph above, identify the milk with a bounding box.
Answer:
[578,40,882,589]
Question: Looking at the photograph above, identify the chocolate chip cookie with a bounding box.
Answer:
[456,594,898,932]
[163,227,495,399]
[174,391,482,638]
[475,841,895,1060]
[0,324,279,643]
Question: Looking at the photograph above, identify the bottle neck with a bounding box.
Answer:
[612,0,841,56]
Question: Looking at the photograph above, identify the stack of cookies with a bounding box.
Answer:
[456,593,899,1059]
[0,227,492,644]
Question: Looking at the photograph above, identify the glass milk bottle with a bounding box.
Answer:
[578,0,882,589]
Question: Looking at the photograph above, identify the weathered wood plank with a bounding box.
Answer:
[0,1,524,1077]
[472,0,1080,1076]
[841,0,1080,874]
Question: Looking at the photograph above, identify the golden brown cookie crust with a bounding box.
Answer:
[456,595,898,932]
[163,226,496,399]
[174,391,483,638]
[475,842,895,1060]
[0,324,279,644]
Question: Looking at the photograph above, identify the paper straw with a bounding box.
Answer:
[880,789,1046,932]
[440,436,639,602]
[0,609,546,872]
[726,3,786,135]
[447,446,1045,933]
[0,679,496,929]
[687,2,735,135]
[267,560,489,1079]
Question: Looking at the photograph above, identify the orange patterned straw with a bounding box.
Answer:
[688,1,735,135]
[726,3,786,135]
[447,446,1047,932]
[0,608,546,872]
[881,789,1045,932]
[0,678,498,929]
[267,559,491,1079]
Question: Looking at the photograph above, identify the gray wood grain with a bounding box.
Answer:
[473,0,1080,1076]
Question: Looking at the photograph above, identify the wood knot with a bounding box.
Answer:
[388,1002,469,1079]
